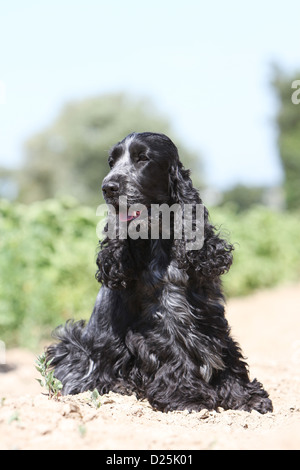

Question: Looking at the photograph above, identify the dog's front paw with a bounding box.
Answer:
[249,396,273,414]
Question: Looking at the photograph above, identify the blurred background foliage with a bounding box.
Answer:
[0,67,300,348]
[272,66,300,210]
[16,93,202,206]
[0,198,98,348]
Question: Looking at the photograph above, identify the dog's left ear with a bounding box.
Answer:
[189,209,234,280]
[169,163,234,281]
[169,162,199,205]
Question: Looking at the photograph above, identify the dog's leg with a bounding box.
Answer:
[46,287,130,395]
[216,338,273,413]
[46,319,98,394]
[146,375,219,412]
[217,374,273,413]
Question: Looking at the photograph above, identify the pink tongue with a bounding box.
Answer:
[119,211,140,222]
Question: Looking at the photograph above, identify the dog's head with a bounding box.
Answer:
[97,132,233,288]
[102,132,183,213]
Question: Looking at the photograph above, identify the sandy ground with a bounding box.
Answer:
[0,282,300,450]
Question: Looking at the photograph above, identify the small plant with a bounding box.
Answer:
[78,424,87,438]
[35,353,63,399]
[8,411,20,424]
[90,388,101,409]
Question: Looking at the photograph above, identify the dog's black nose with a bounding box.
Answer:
[102,181,120,197]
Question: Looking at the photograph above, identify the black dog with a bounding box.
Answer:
[47,132,272,413]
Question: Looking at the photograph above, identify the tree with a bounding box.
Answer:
[18,93,203,205]
[219,184,265,212]
[272,66,300,210]
[0,167,18,199]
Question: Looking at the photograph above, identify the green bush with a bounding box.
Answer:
[0,199,300,348]
[0,198,99,348]
[210,205,300,297]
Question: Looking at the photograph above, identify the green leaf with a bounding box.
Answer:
[36,378,44,387]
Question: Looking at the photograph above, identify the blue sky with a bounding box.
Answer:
[0,0,299,189]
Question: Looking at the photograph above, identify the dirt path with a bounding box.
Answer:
[1,283,300,450]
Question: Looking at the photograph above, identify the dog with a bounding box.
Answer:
[47,132,272,413]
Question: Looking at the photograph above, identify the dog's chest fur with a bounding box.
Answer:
[116,258,225,383]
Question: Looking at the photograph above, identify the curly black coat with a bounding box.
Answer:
[47,132,272,413]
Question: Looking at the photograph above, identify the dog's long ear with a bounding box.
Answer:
[95,222,136,289]
[170,163,234,281]
[169,162,200,205]
[185,208,234,281]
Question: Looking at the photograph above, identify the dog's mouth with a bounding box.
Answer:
[119,210,141,222]
[117,205,151,223]
[106,198,151,222]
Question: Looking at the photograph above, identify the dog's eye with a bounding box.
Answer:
[137,153,149,163]
[108,159,114,169]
